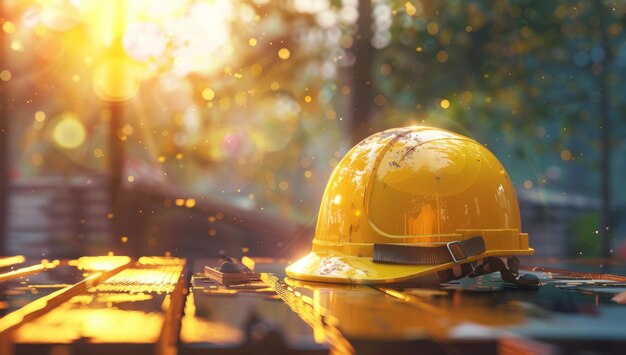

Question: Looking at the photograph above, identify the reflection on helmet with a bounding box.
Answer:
[286,126,534,285]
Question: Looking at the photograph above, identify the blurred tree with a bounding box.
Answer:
[1,0,363,255]
[350,0,375,144]
[374,0,626,257]
[0,0,8,255]
[3,0,626,258]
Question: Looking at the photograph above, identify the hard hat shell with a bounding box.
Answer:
[286,126,533,284]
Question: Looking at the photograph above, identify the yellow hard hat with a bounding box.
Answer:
[286,126,534,285]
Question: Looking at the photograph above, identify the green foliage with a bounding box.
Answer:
[569,213,601,258]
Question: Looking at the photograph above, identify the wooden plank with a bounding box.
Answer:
[0,258,131,335]
[10,257,187,355]
[0,262,55,283]
[0,256,25,269]
[180,259,327,354]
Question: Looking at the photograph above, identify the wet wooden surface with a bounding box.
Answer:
[0,256,625,354]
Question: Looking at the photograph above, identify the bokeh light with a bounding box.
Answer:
[40,1,81,31]
[92,56,143,102]
[52,113,86,149]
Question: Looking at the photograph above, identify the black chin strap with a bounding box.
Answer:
[373,236,486,265]
[436,256,539,289]
[372,236,538,289]
[471,257,539,289]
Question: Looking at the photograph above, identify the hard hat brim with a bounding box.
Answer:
[285,248,534,285]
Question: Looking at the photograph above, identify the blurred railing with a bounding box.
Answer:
[6,176,112,258]
[4,175,311,259]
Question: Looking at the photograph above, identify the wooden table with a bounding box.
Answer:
[0,256,625,354]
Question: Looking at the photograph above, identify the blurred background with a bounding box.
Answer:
[0,0,625,261]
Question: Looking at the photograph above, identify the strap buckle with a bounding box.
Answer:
[446,241,467,263]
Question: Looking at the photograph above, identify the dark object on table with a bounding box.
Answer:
[204,256,261,285]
